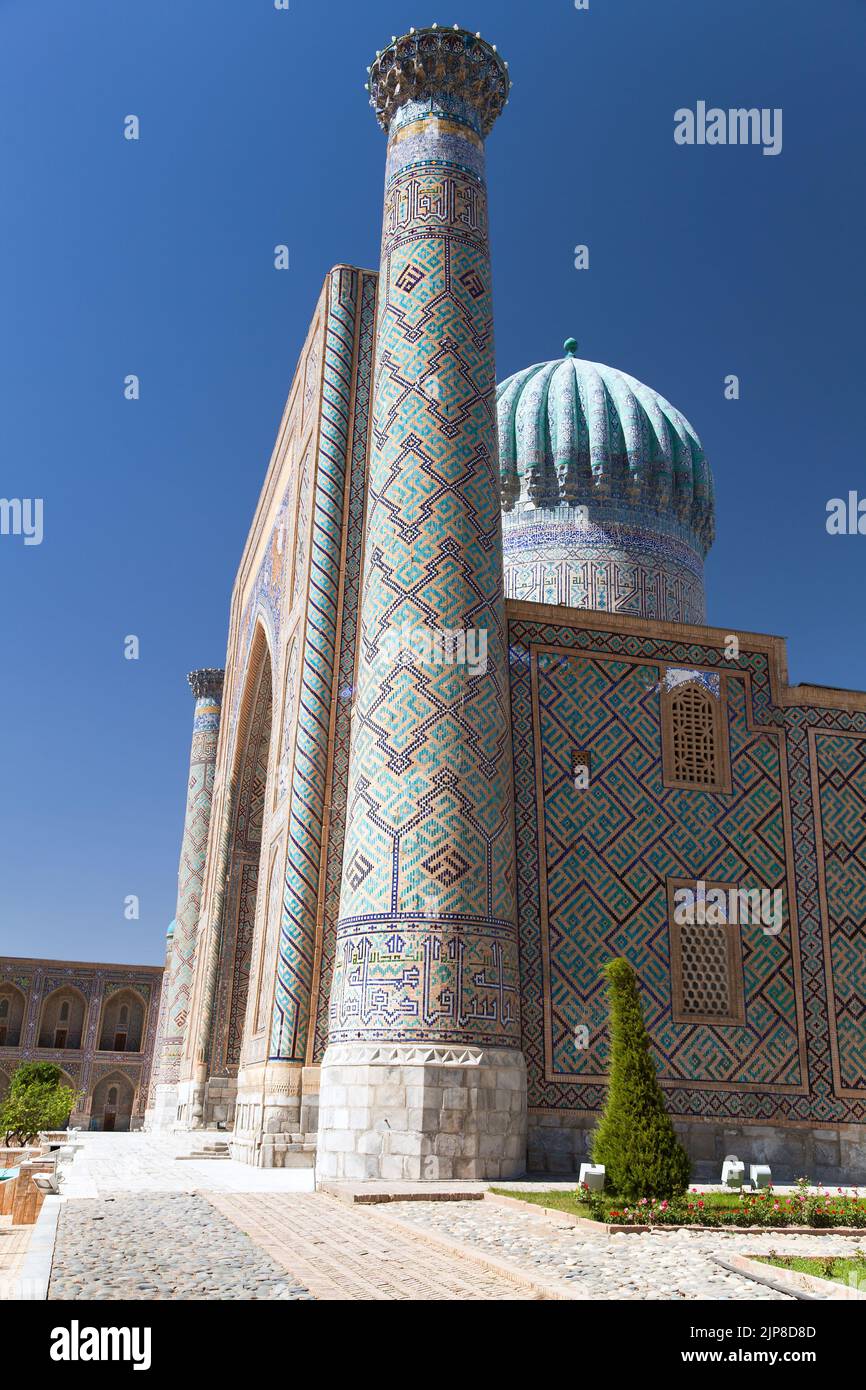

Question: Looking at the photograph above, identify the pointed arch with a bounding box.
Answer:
[97,988,147,1053]
[37,986,88,1050]
[210,618,276,1077]
[90,1070,136,1132]
[0,983,26,1048]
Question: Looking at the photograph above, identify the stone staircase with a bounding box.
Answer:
[175,1131,318,1167]
[175,1134,232,1162]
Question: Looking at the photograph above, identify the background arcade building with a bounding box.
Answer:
[0,956,163,1132]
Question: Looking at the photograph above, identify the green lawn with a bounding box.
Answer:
[490,1188,595,1218]
[756,1254,866,1290]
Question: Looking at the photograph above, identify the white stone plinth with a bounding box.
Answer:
[750,1163,772,1188]
[578,1162,605,1192]
[315,1043,527,1182]
[721,1157,745,1188]
[144,1083,180,1132]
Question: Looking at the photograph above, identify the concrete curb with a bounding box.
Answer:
[320,1179,487,1205]
[713,1252,866,1301]
[369,1204,582,1300]
[11,1194,61,1300]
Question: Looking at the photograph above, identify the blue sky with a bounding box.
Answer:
[1,0,863,965]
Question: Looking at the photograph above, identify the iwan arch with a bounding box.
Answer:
[147,25,866,1184]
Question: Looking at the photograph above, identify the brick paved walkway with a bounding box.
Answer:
[208,1193,540,1300]
[0,1217,31,1299]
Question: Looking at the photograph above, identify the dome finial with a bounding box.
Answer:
[564,337,578,357]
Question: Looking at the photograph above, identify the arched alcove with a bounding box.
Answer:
[98,989,146,1052]
[0,984,26,1048]
[89,1072,135,1132]
[37,987,87,1050]
[211,624,275,1075]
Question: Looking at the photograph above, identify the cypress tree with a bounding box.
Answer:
[591,958,691,1200]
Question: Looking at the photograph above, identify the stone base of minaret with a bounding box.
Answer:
[173,1076,206,1130]
[315,1044,527,1182]
[144,1083,181,1131]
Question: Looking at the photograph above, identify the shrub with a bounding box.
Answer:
[1,1062,78,1146]
[8,1062,64,1094]
[591,958,691,1200]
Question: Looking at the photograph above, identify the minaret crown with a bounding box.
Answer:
[367,25,510,136]
[187,668,225,700]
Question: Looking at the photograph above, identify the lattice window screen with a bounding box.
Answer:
[677,924,732,1018]
[670,684,718,786]
[668,878,745,1026]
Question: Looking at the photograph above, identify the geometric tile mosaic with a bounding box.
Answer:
[507,614,866,1129]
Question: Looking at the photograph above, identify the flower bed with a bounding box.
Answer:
[491,1183,866,1229]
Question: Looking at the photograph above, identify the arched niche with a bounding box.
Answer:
[89,1071,135,1132]
[212,622,275,1075]
[0,983,26,1048]
[97,988,146,1053]
[37,987,87,1050]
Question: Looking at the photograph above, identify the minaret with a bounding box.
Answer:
[316,25,526,1182]
[147,668,224,1129]
[145,917,175,1120]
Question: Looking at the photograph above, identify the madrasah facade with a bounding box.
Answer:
[144,25,866,1185]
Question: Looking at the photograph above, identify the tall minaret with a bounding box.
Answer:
[147,668,224,1129]
[317,25,526,1182]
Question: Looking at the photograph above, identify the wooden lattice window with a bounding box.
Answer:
[571,748,591,790]
[667,878,745,1026]
[661,674,731,793]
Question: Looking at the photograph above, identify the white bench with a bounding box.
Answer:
[578,1162,605,1192]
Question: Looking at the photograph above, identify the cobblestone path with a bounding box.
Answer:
[208,1193,540,1300]
[46,1139,866,1300]
[47,1194,313,1300]
[391,1198,866,1299]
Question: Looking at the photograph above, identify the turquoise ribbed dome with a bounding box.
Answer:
[497,349,714,555]
[166,919,176,940]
